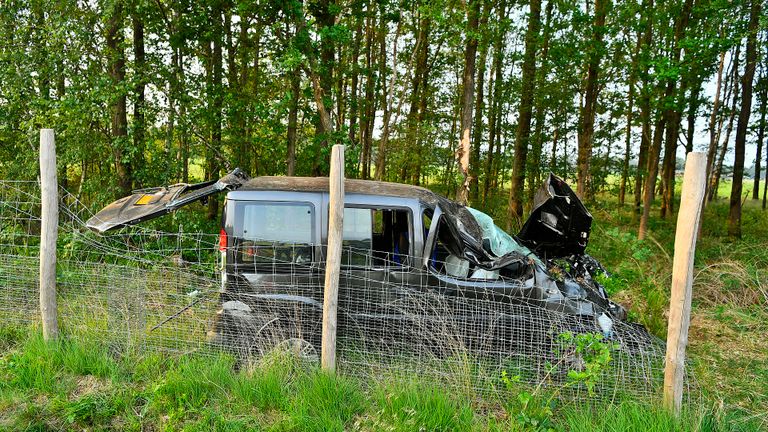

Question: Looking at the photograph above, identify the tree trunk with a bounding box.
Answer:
[527,0,554,203]
[106,1,131,197]
[207,6,223,220]
[704,49,727,204]
[685,84,701,153]
[752,77,766,200]
[712,54,740,202]
[308,68,334,140]
[133,12,145,185]
[310,0,336,175]
[482,0,506,206]
[224,11,244,170]
[348,12,363,145]
[360,7,376,179]
[620,30,642,206]
[764,109,768,209]
[638,113,666,240]
[620,83,636,207]
[659,0,694,218]
[710,44,741,202]
[470,2,490,202]
[507,0,542,222]
[167,49,177,174]
[287,70,300,176]
[408,12,432,185]
[456,0,481,205]
[576,0,609,200]
[633,0,654,211]
[728,0,761,238]
[374,18,402,181]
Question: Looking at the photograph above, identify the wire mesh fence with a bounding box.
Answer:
[0,180,673,402]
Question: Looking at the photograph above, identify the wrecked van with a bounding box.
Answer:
[87,171,630,358]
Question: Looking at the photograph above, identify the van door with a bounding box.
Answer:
[86,169,249,232]
[322,195,422,351]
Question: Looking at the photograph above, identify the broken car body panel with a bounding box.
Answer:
[517,173,593,258]
[85,168,250,232]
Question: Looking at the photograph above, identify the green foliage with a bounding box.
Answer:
[288,371,365,432]
[498,331,619,431]
[55,392,124,427]
[1,334,65,393]
[501,371,557,431]
[555,332,617,396]
[367,381,474,431]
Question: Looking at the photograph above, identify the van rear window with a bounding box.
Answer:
[233,202,314,264]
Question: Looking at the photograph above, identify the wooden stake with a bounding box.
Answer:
[39,129,59,340]
[321,144,345,372]
[664,151,706,415]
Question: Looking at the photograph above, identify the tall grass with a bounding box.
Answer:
[368,380,474,431]
[561,400,764,432]
[0,325,762,431]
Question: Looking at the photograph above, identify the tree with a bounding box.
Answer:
[752,55,766,200]
[287,71,300,176]
[374,15,403,181]
[507,0,542,223]
[106,0,131,197]
[576,0,609,200]
[619,27,642,206]
[633,0,654,211]
[482,0,507,206]
[456,0,481,205]
[132,5,145,185]
[470,2,491,202]
[728,0,761,238]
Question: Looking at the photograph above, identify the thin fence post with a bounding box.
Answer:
[664,151,706,415]
[39,129,59,340]
[321,144,345,372]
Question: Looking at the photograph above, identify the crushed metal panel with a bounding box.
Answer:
[86,168,250,232]
[517,172,593,258]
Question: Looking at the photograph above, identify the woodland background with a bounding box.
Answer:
[0,0,766,234]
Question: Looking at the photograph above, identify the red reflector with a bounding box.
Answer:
[219,229,227,251]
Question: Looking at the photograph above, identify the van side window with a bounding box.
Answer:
[235,202,314,265]
[340,207,411,267]
[342,208,373,266]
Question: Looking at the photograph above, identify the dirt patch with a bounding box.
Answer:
[71,375,111,399]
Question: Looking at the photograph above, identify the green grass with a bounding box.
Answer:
[561,400,761,432]
[365,381,474,431]
[0,327,762,431]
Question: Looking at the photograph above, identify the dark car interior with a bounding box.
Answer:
[343,207,411,268]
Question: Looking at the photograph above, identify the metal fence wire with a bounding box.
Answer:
[0,180,677,402]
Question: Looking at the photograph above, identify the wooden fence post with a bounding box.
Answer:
[664,151,707,415]
[39,129,59,341]
[321,144,345,372]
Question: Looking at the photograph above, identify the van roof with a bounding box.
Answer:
[239,176,440,202]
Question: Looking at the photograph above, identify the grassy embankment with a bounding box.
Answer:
[1,180,766,431]
[0,328,759,431]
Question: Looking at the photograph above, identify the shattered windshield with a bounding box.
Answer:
[466,207,543,266]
